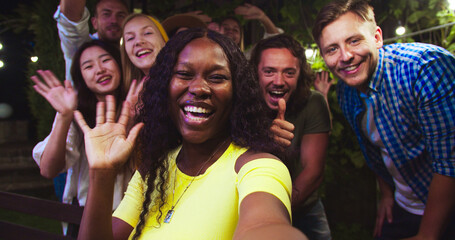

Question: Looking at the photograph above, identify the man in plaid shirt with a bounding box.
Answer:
[312,0,455,239]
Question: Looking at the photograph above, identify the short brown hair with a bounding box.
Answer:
[312,0,376,45]
[94,0,129,17]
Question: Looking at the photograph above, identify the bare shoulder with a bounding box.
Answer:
[234,149,281,173]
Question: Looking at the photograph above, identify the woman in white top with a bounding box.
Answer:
[32,40,141,209]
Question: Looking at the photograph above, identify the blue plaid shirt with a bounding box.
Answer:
[337,43,455,203]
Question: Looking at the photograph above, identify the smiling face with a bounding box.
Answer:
[319,12,383,93]
[123,16,166,74]
[169,37,233,144]
[80,46,121,100]
[91,0,128,43]
[258,48,300,110]
[220,18,241,45]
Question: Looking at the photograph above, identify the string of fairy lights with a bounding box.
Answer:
[0,43,37,70]
[391,0,455,38]
[0,0,453,119]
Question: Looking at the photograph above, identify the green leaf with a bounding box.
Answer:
[350,152,365,168]
[331,122,344,138]
[447,25,455,43]
[429,0,438,9]
[409,0,419,10]
[393,9,403,18]
[408,11,426,24]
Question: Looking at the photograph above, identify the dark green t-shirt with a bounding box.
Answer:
[286,90,331,213]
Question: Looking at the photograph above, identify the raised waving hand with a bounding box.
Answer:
[234,3,279,34]
[31,70,77,118]
[125,77,145,118]
[313,71,332,103]
[74,95,143,170]
[234,3,266,20]
[185,10,212,24]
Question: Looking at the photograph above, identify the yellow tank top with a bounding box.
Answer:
[113,142,292,239]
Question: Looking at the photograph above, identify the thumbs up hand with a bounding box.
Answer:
[270,98,295,149]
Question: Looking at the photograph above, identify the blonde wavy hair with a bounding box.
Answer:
[120,13,169,89]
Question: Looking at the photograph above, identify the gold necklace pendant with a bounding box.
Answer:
[164,139,229,224]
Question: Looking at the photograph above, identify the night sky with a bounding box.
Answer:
[0,0,35,120]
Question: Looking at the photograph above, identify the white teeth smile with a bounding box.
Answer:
[137,49,152,57]
[184,106,211,114]
[344,65,357,71]
[270,90,285,95]
[183,105,212,121]
[98,76,111,83]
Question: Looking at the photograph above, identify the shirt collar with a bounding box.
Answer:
[91,32,99,40]
[367,47,384,94]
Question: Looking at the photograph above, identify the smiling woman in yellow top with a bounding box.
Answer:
[75,28,307,240]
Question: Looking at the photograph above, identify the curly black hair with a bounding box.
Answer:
[132,28,278,238]
[250,34,314,117]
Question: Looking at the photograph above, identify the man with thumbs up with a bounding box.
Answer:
[250,34,332,239]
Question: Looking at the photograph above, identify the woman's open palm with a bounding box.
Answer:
[74,95,143,170]
[31,70,77,117]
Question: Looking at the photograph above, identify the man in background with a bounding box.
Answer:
[250,34,332,240]
[55,0,128,83]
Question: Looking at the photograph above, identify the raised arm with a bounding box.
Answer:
[185,10,213,24]
[75,95,143,240]
[31,70,77,178]
[234,3,279,34]
[55,0,91,84]
[235,192,307,239]
[233,151,307,239]
[60,0,86,22]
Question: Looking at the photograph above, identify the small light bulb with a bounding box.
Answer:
[0,43,3,50]
[0,60,4,68]
[449,0,455,10]
[31,56,38,62]
[396,26,406,36]
[305,48,314,59]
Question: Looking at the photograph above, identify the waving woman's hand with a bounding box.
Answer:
[74,95,143,170]
[125,77,145,118]
[313,71,332,102]
[31,70,77,118]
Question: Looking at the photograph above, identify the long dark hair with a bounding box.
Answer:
[250,34,314,117]
[70,39,125,127]
[132,28,278,238]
